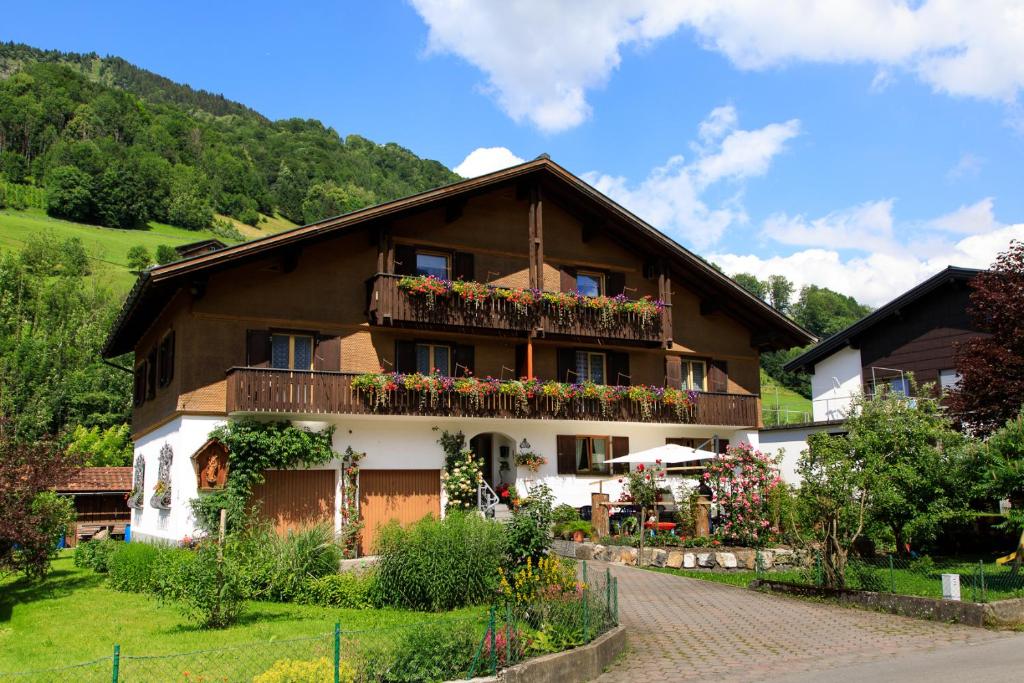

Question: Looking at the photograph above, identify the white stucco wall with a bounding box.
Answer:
[137,412,761,542]
[810,345,863,422]
[759,424,847,484]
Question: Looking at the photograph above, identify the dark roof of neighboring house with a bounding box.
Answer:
[57,467,132,493]
[174,239,227,255]
[784,266,982,374]
[103,156,815,357]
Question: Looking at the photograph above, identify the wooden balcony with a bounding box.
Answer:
[367,273,668,346]
[225,368,759,427]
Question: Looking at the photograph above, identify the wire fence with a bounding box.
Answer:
[1,563,618,683]
[755,552,1024,603]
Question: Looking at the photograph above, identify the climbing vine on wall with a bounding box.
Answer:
[190,419,336,534]
[339,446,365,558]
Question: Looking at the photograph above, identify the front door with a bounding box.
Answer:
[470,434,494,488]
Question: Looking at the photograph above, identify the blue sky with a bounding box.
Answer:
[6,1,1024,304]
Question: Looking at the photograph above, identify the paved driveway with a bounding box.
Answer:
[592,562,1021,682]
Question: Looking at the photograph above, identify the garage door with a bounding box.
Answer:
[359,469,441,554]
[251,469,336,533]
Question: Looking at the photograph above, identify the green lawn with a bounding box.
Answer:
[760,370,813,425]
[0,208,296,293]
[0,553,485,678]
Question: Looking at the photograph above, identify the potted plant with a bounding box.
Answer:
[151,479,172,509]
[558,520,595,543]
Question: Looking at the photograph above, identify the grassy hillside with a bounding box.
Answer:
[0,208,295,291]
[761,369,813,426]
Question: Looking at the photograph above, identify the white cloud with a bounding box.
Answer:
[928,197,999,234]
[584,106,799,248]
[411,1,1024,131]
[714,211,1024,307]
[454,147,526,177]
[946,152,984,181]
[761,200,898,252]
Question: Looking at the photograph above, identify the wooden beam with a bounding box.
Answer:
[526,337,534,379]
[658,260,673,348]
[527,184,545,290]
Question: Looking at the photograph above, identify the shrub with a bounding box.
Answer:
[30,491,75,553]
[234,522,342,602]
[298,572,374,608]
[498,555,580,605]
[108,542,160,593]
[152,546,195,602]
[75,539,120,573]
[374,511,506,611]
[551,504,580,525]
[361,620,478,683]
[155,541,245,628]
[553,520,595,540]
[73,540,98,568]
[253,657,355,683]
[505,484,554,568]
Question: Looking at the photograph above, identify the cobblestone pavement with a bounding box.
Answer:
[592,562,1018,682]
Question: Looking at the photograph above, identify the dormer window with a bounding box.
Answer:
[576,271,604,297]
[415,251,450,279]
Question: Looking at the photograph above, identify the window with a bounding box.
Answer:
[271,334,314,370]
[415,343,451,375]
[146,348,157,400]
[576,436,609,474]
[415,251,450,279]
[575,350,606,384]
[889,377,911,397]
[133,362,147,407]
[684,360,706,391]
[939,369,960,392]
[576,271,604,297]
[157,332,175,388]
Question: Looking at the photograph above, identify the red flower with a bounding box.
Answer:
[636,463,645,472]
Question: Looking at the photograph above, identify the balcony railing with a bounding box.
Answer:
[225,367,759,427]
[367,273,667,345]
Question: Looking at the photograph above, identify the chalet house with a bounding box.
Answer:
[103,156,812,548]
[762,266,983,481]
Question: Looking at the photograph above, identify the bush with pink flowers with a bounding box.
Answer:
[704,443,783,546]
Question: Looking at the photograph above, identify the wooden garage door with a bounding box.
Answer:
[359,469,440,554]
[251,469,335,533]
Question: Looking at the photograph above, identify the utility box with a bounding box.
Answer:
[942,573,961,601]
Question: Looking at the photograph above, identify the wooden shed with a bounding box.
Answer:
[56,467,132,546]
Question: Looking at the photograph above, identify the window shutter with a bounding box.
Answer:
[453,251,475,281]
[395,340,416,373]
[556,435,576,474]
[709,360,728,393]
[454,344,475,377]
[158,332,175,387]
[556,348,577,383]
[515,343,527,379]
[133,363,147,407]
[608,351,630,386]
[314,334,341,371]
[246,330,270,368]
[611,436,629,475]
[665,356,682,389]
[394,244,417,275]
[146,348,157,400]
[559,266,577,293]
[607,271,626,297]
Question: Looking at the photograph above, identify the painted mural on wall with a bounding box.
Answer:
[191,439,230,490]
[129,453,145,509]
[151,443,173,509]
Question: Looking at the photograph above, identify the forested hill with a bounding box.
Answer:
[0,42,460,231]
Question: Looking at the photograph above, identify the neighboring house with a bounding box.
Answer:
[761,266,983,481]
[174,239,227,260]
[103,156,812,546]
[56,467,132,546]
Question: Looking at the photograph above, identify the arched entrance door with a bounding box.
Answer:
[468,432,517,490]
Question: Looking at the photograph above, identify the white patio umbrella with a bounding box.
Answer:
[604,442,715,464]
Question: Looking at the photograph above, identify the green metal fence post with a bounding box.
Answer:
[111,644,120,683]
[333,622,340,683]
[489,606,497,675]
[888,555,896,593]
[814,551,823,587]
[582,559,588,584]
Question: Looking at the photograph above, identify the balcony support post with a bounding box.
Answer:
[526,336,534,379]
[528,184,544,290]
[658,259,673,348]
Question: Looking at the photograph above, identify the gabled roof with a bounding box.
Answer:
[57,467,132,493]
[103,157,814,357]
[784,266,982,374]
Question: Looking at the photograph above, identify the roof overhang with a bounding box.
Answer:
[104,157,815,357]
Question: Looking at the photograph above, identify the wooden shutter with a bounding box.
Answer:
[146,348,157,400]
[709,360,728,393]
[394,244,417,275]
[246,330,270,368]
[395,340,416,373]
[453,251,474,281]
[608,351,630,386]
[158,331,175,387]
[314,334,341,371]
[453,344,475,377]
[515,343,527,379]
[606,271,626,297]
[665,356,682,389]
[556,348,577,383]
[559,266,576,293]
[611,436,629,474]
[556,435,577,474]
[133,363,147,407]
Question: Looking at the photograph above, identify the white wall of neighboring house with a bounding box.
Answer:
[131,413,760,542]
[760,424,847,484]
[810,345,863,422]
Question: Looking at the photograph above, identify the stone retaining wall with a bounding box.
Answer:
[552,539,805,571]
